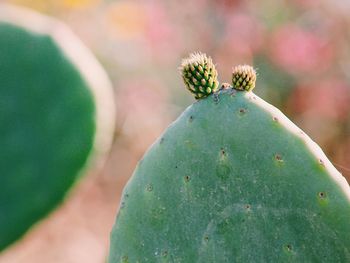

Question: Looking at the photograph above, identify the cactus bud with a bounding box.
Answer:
[180,52,219,99]
[232,65,256,92]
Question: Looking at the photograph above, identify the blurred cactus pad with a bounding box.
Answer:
[109,53,350,262]
[0,4,115,251]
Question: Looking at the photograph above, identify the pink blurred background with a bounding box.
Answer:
[1,0,350,262]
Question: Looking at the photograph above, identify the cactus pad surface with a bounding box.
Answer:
[0,4,115,251]
[109,71,350,262]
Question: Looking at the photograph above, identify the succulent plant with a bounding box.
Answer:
[0,4,115,251]
[109,52,350,262]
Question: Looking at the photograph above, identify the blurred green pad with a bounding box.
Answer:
[0,22,95,250]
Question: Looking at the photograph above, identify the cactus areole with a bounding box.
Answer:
[109,53,350,262]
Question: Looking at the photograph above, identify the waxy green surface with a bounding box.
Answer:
[0,22,95,250]
[110,89,350,262]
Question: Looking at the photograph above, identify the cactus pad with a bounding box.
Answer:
[180,52,219,99]
[109,61,350,261]
[0,4,115,251]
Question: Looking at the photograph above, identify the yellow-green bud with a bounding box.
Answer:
[232,65,256,92]
[179,52,219,99]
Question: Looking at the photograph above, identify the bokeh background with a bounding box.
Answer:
[1,0,350,262]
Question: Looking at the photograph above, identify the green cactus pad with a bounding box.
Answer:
[0,5,115,251]
[109,88,350,262]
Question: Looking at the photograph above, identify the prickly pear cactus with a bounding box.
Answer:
[0,4,115,251]
[109,53,350,262]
